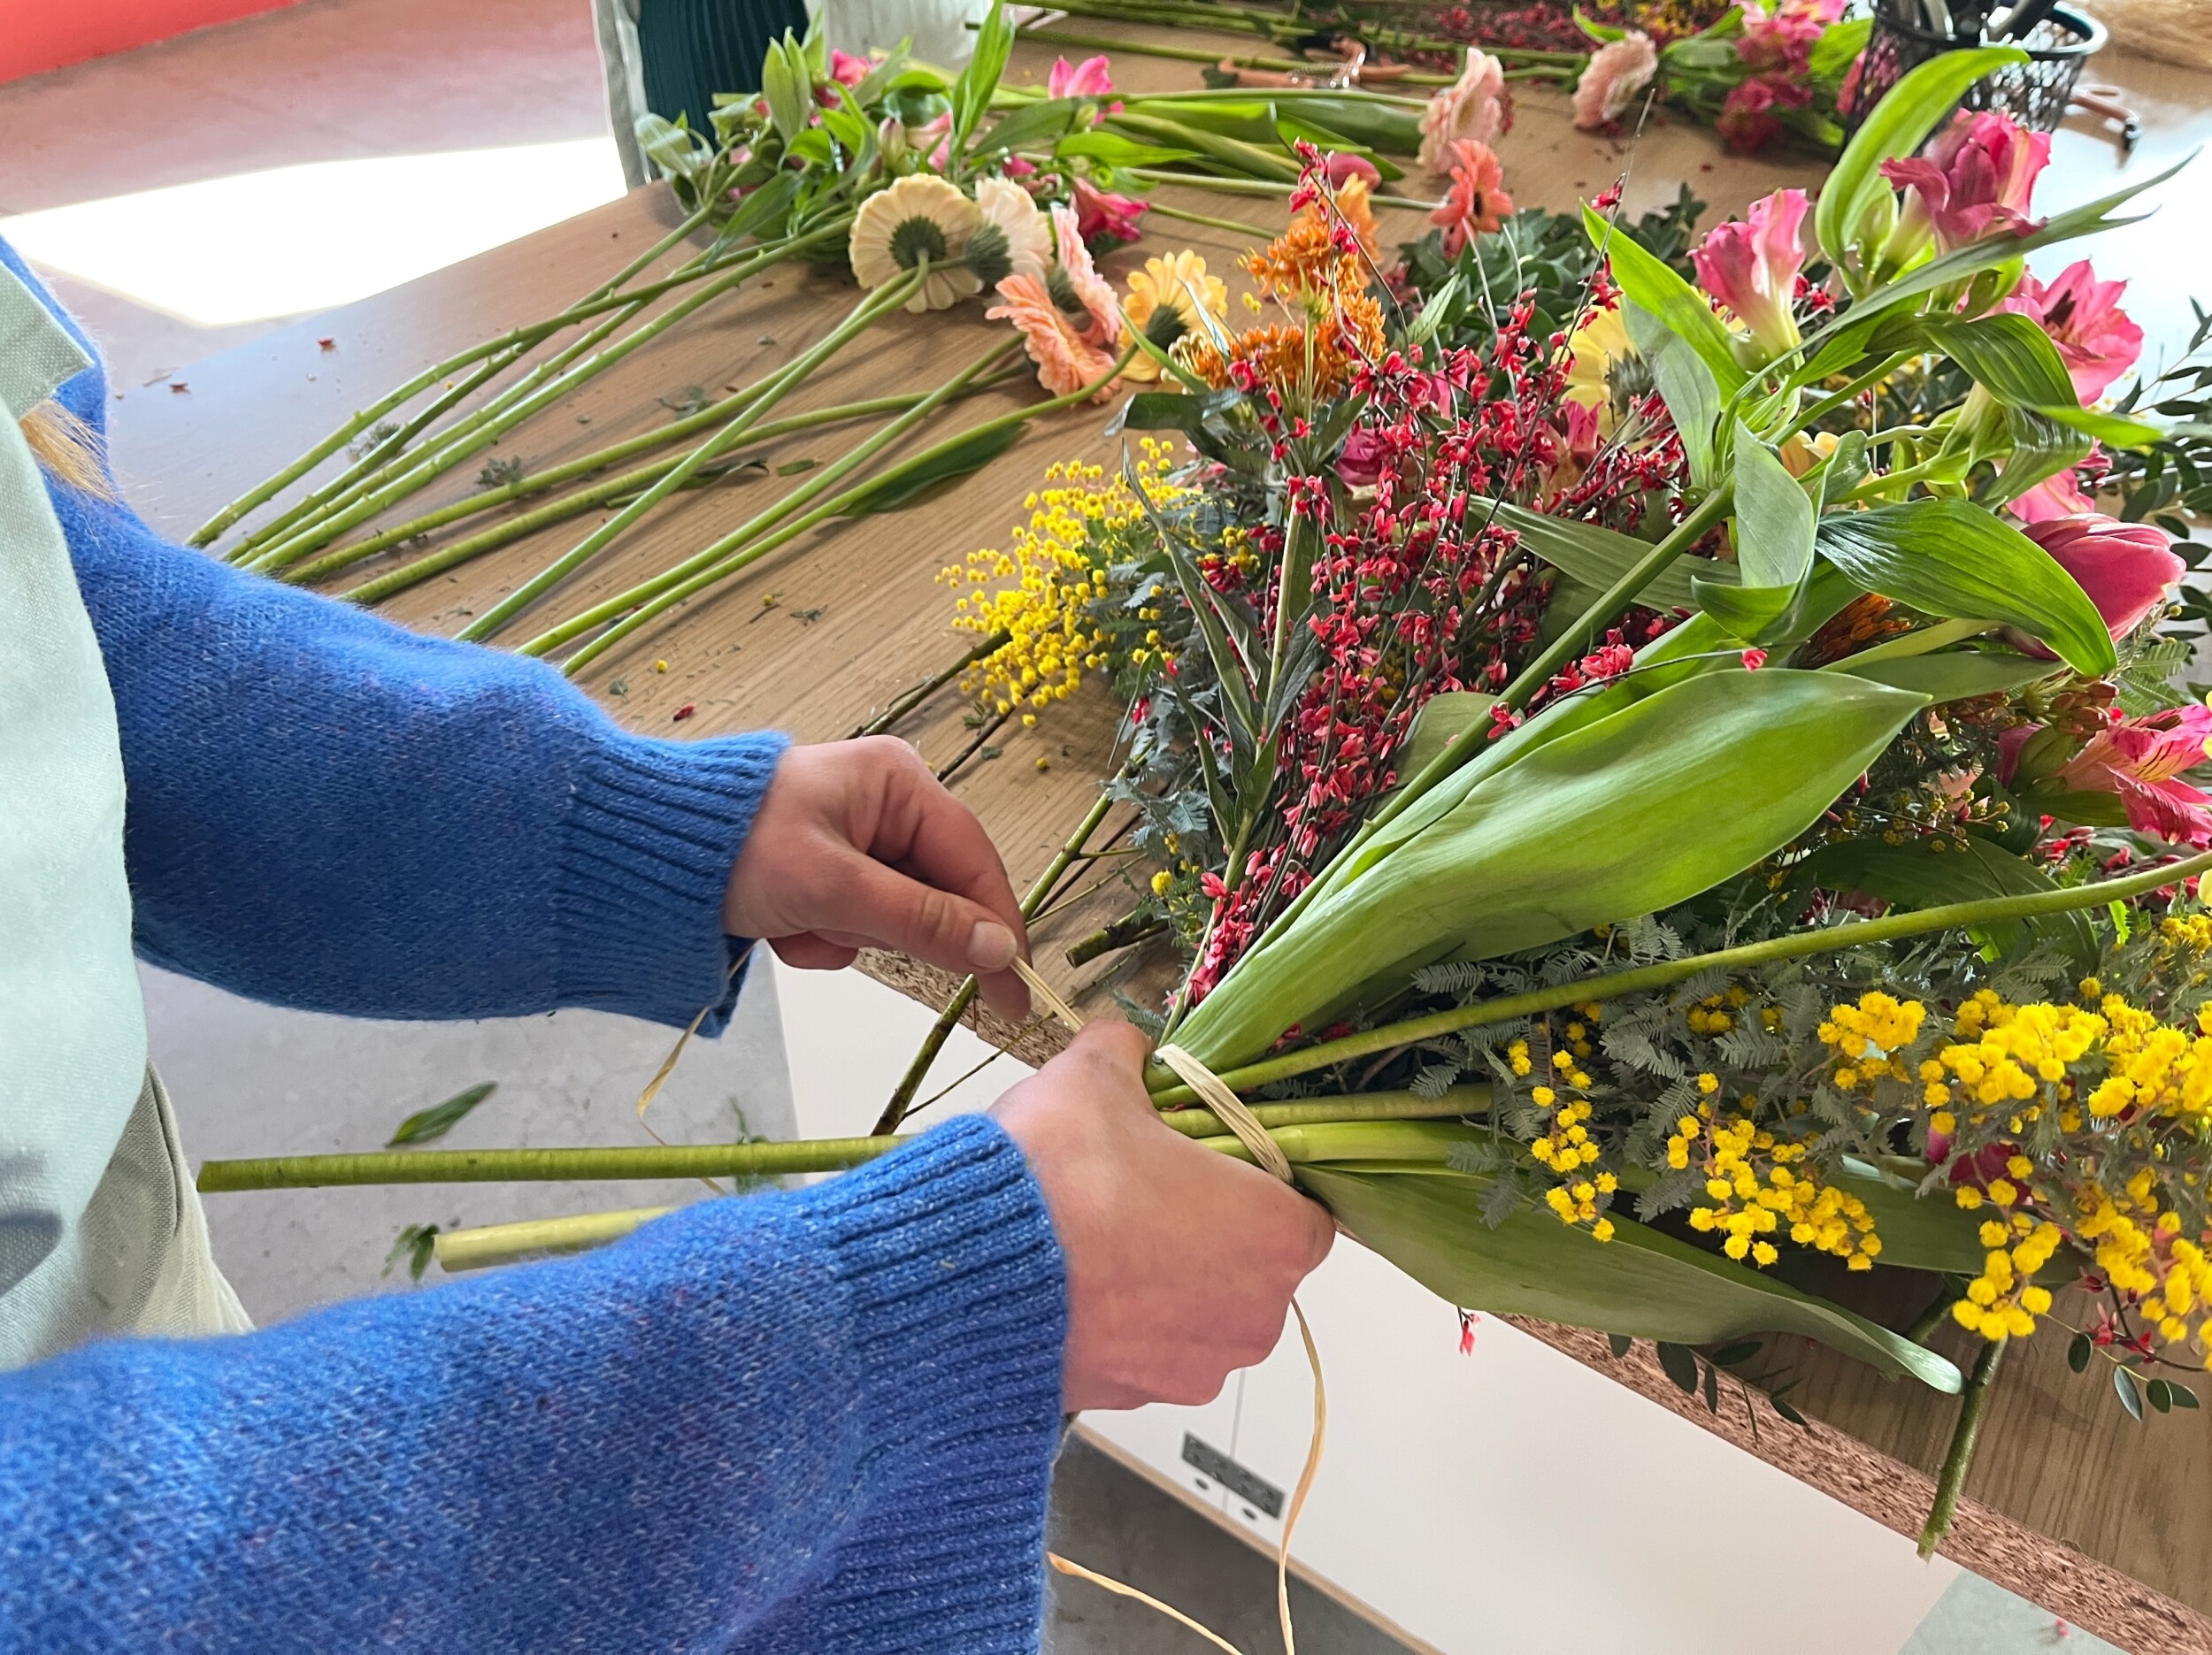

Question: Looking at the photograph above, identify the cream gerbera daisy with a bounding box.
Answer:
[968,175,1052,288]
[849,174,984,312]
[1120,251,1227,381]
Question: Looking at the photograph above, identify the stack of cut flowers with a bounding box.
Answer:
[199,40,2212,1558]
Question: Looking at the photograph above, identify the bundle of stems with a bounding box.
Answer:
[196,211,850,571]
[518,345,1138,675]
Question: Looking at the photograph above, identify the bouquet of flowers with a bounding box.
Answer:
[923,42,2209,1543]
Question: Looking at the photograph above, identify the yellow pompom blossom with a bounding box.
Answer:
[1531,1057,1617,1243]
[1680,1110,1880,1271]
[941,441,1190,715]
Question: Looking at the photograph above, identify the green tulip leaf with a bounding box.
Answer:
[1816,501,2116,678]
[1840,647,2060,702]
[1473,497,1710,613]
[1302,1163,1962,1391]
[1585,208,1745,395]
[1176,668,1927,1070]
[1626,300,1724,486]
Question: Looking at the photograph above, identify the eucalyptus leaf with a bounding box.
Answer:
[388,1082,498,1147]
[1816,501,2116,677]
[1302,1163,1962,1389]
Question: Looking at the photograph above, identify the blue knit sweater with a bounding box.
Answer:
[0,245,1067,1651]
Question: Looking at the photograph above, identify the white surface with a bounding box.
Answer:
[824,0,994,67]
[780,962,1964,1651]
[2,140,626,328]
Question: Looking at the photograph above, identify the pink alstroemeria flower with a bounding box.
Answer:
[1881,110,2050,255]
[2056,704,2212,847]
[1071,176,1147,245]
[1572,32,1657,132]
[2026,513,2185,643]
[1336,427,1387,487]
[2000,260,2144,403]
[1691,188,1809,363]
[1048,53,1117,102]
[1736,0,1842,73]
[828,50,872,87]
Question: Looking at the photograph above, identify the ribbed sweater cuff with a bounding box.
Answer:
[803,1115,1068,1636]
[551,726,789,1031]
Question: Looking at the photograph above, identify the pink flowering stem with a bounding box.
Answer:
[1144,845,2212,1105]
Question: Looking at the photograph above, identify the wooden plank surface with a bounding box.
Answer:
[107,25,2212,1644]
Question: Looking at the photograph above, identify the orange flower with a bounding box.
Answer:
[988,273,1120,400]
[1179,288,1385,403]
[1429,139,1514,257]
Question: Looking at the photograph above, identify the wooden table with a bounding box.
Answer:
[111,24,2212,1650]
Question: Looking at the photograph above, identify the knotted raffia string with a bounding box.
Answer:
[1009,955,1327,1655]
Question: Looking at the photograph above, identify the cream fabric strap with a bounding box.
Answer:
[1005,955,1325,1655]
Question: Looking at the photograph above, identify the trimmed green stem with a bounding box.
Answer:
[249,225,846,572]
[456,266,924,642]
[1919,1336,2006,1558]
[199,1088,1484,1193]
[1067,906,1169,966]
[872,790,1118,1135]
[189,198,720,548]
[543,342,1123,676]
[1141,199,1277,239]
[1143,848,2212,1105]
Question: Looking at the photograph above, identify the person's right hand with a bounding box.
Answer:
[991,1021,1335,1412]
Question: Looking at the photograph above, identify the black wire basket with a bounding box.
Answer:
[1842,1,2108,136]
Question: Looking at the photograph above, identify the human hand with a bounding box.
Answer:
[724,739,1031,1018]
[992,1021,1335,1412]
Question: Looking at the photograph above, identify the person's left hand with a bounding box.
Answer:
[724,738,1032,1019]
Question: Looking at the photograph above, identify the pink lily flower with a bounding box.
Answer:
[2000,260,2144,402]
[1048,53,1117,101]
[1071,177,1147,245]
[2010,464,2094,524]
[2056,704,2212,847]
[1881,110,2049,256]
[1690,188,1809,364]
[2024,514,2185,645]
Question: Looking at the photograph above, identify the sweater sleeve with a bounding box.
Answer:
[11,239,782,1031]
[0,1116,1067,1653]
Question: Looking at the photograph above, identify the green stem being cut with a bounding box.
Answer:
[1143,848,2212,1104]
[872,790,1118,1135]
[1919,1336,2005,1558]
[456,265,926,642]
[188,197,721,548]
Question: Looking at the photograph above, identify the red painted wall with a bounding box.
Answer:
[0,0,303,83]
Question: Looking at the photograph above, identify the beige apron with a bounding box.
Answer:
[0,264,249,1368]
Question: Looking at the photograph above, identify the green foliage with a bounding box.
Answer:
[383,1222,442,1282]
[1583,204,1746,395]
[388,1082,498,1147]
[1174,669,1927,1073]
